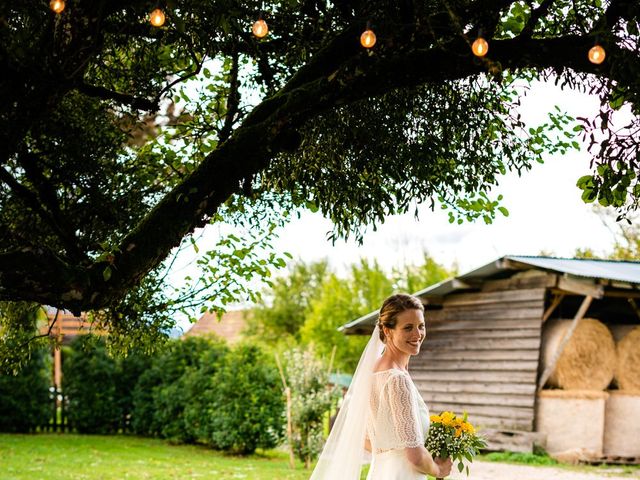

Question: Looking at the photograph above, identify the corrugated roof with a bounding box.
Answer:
[340,255,640,332]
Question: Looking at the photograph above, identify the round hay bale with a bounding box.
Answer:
[535,390,608,459]
[603,390,640,457]
[540,318,615,390]
[615,326,640,391]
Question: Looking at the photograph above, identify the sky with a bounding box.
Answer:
[170,79,631,330]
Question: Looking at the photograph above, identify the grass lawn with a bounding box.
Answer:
[0,434,315,480]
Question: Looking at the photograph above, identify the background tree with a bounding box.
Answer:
[0,346,50,433]
[1,0,639,347]
[247,259,330,344]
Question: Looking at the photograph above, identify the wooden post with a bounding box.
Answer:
[537,295,593,391]
[542,294,564,324]
[275,354,295,469]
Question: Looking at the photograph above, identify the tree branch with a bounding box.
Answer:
[219,46,241,144]
[519,0,555,39]
[0,164,84,261]
[77,83,159,111]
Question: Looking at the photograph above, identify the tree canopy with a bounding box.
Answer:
[1,1,639,328]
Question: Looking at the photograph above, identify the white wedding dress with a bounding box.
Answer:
[366,369,430,480]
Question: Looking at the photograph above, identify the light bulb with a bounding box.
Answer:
[252,19,268,38]
[588,45,606,64]
[472,37,489,57]
[360,29,376,48]
[150,8,165,27]
[50,0,65,14]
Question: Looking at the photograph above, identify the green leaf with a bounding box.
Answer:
[103,266,112,282]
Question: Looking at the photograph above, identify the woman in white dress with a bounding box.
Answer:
[310,294,452,480]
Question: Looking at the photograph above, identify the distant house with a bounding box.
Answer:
[183,310,248,344]
[341,256,640,456]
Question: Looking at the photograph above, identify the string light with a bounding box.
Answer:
[588,44,606,64]
[149,8,166,27]
[472,36,489,57]
[252,17,269,38]
[360,22,376,49]
[50,0,65,14]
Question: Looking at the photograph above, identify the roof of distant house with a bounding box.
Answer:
[183,310,247,343]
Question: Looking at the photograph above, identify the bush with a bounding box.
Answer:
[0,347,51,432]
[197,344,285,454]
[131,335,228,442]
[63,337,120,434]
[284,348,339,467]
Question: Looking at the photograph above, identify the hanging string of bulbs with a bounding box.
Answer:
[48,1,607,65]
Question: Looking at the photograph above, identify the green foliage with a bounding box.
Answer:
[130,336,220,440]
[0,347,51,433]
[0,302,48,374]
[248,260,330,343]
[283,348,339,467]
[3,0,639,365]
[195,344,285,454]
[399,253,455,294]
[252,254,454,372]
[481,450,559,466]
[130,336,284,453]
[63,337,121,434]
[300,273,373,372]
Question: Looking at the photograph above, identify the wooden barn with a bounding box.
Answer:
[341,256,640,456]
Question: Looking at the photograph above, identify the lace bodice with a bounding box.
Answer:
[366,369,430,454]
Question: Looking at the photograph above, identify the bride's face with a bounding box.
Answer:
[386,309,426,356]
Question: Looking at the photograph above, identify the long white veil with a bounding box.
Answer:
[310,325,384,480]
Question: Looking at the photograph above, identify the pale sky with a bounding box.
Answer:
[171,79,630,330]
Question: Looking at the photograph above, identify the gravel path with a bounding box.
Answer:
[444,461,640,480]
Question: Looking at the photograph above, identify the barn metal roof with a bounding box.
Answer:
[340,255,640,333]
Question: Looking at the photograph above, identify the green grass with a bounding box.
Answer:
[480,451,640,477]
[0,434,314,480]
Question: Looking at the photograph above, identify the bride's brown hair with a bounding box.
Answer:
[376,293,424,342]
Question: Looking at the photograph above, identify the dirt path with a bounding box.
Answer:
[445,461,640,480]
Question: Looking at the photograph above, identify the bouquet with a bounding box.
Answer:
[425,411,487,479]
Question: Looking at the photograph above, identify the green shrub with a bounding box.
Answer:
[114,350,153,431]
[284,348,339,467]
[0,347,51,432]
[198,344,285,454]
[63,337,120,434]
[131,336,228,442]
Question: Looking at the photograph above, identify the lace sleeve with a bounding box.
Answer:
[383,372,423,449]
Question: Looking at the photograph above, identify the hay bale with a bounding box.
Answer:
[603,390,640,457]
[615,326,640,391]
[540,318,615,390]
[535,390,608,460]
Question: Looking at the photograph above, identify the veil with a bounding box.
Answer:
[310,325,384,480]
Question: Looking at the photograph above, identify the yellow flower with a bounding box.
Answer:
[430,415,442,423]
[440,411,454,425]
[454,428,462,437]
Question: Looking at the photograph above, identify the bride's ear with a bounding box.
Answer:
[382,325,391,342]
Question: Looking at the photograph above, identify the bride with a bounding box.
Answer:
[310,293,452,480]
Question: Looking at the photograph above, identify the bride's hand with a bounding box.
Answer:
[434,457,453,478]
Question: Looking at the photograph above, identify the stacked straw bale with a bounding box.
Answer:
[535,390,608,460]
[603,390,640,457]
[541,318,616,390]
[614,326,640,391]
